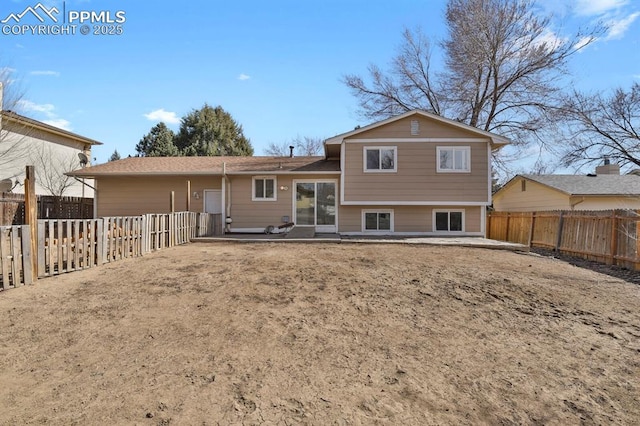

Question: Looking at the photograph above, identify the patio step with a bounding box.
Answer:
[285,226,315,239]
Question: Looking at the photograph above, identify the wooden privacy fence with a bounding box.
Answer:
[1,212,222,289]
[488,210,640,270]
[0,192,93,226]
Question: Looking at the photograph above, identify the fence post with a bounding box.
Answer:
[170,191,175,213]
[505,213,511,242]
[141,214,147,254]
[554,211,564,252]
[527,212,535,247]
[610,211,618,266]
[24,165,38,281]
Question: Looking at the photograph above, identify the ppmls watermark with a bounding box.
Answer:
[1,2,126,36]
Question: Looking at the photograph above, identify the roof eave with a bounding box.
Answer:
[324,110,513,146]
[2,111,103,146]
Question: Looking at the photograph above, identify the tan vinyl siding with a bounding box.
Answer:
[96,176,221,217]
[572,196,640,210]
[343,141,488,202]
[353,115,483,139]
[493,178,570,212]
[338,205,482,233]
[229,174,339,229]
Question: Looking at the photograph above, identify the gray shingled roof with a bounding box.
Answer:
[67,156,341,177]
[522,174,640,196]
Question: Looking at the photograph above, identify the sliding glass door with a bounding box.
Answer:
[294,181,337,232]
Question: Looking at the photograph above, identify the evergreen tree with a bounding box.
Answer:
[108,149,121,161]
[175,104,253,156]
[136,122,179,157]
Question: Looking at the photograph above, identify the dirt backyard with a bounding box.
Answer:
[0,242,639,425]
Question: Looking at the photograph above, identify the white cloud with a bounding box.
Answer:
[237,73,251,81]
[574,0,628,16]
[30,70,60,77]
[42,119,72,131]
[143,108,180,124]
[533,28,567,50]
[16,99,72,130]
[605,12,640,40]
[17,99,56,115]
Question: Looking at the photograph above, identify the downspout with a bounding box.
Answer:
[72,177,98,218]
[570,196,585,210]
[222,162,232,233]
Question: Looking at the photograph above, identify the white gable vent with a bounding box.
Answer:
[411,120,419,136]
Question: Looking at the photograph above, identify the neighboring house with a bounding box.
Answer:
[0,110,101,197]
[68,110,509,235]
[493,163,640,211]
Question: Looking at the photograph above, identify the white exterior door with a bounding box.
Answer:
[203,189,222,214]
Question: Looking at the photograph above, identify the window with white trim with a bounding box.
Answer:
[252,176,277,201]
[433,210,464,232]
[364,147,397,172]
[363,210,393,232]
[437,146,470,172]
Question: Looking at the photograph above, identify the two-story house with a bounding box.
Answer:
[68,110,509,236]
[1,109,102,197]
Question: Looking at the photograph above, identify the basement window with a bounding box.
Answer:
[363,210,394,232]
[434,210,464,232]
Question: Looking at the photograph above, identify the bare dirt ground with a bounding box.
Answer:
[1,242,639,425]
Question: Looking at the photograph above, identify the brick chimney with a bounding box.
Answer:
[595,157,620,175]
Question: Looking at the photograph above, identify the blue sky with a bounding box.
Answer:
[1,0,639,166]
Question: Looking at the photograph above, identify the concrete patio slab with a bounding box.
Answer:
[192,234,528,251]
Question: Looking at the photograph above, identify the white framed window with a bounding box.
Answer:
[433,209,465,232]
[362,209,394,232]
[364,146,397,172]
[252,176,277,201]
[437,146,470,172]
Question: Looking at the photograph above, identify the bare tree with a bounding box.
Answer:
[265,136,324,156]
[0,73,29,172]
[30,143,80,196]
[343,0,602,164]
[560,83,640,170]
[265,141,291,156]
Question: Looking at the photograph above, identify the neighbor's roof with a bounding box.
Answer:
[1,110,103,146]
[67,156,341,178]
[324,109,511,147]
[518,174,640,196]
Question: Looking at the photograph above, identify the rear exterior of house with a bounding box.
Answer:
[330,112,502,235]
[68,110,508,236]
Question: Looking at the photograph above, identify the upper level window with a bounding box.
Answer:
[364,147,397,172]
[437,146,470,172]
[252,176,277,201]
